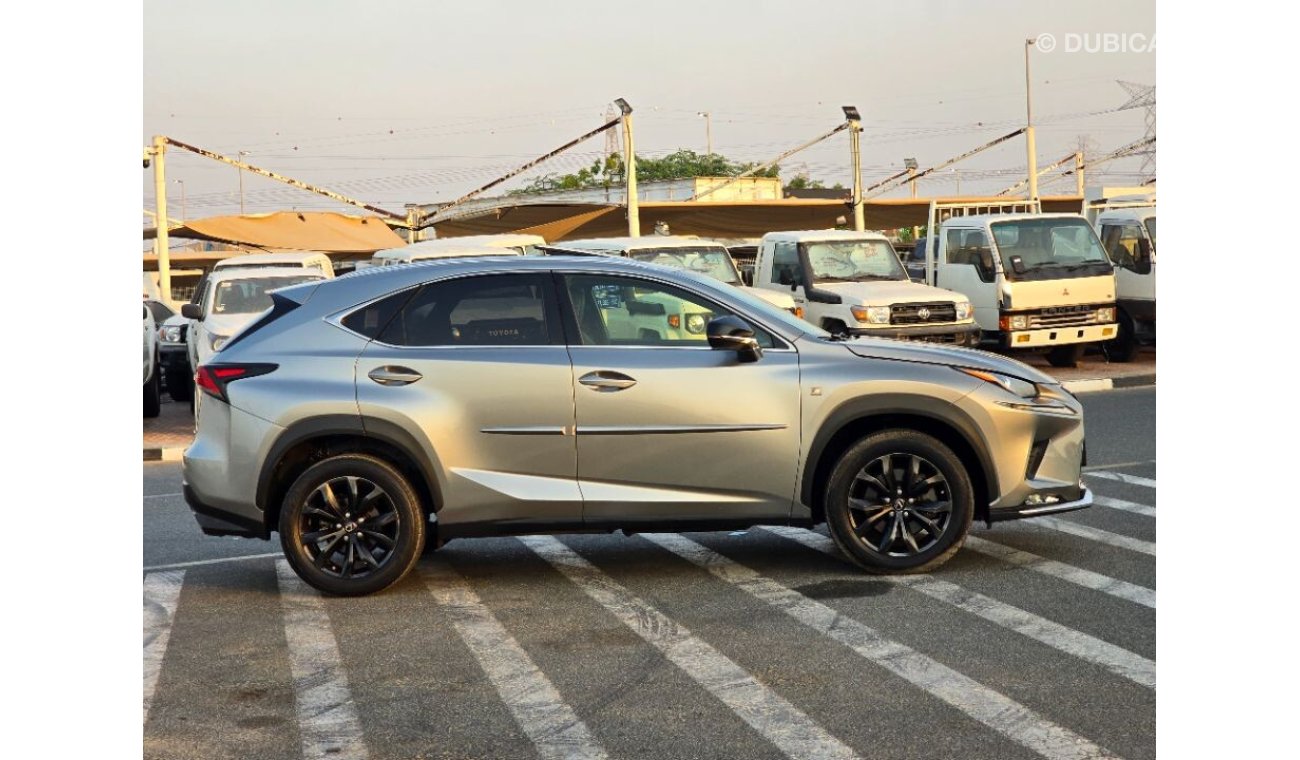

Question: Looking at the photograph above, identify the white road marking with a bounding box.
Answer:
[276,561,369,760]
[1032,518,1156,556]
[1082,460,1155,472]
[764,528,1155,689]
[644,533,1121,760]
[144,552,281,572]
[143,570,185,724]
[421,561,608,760]
[1087,471,1157,488]
[143,492,183,500]
[964,536,1156,608]
[1093,495,1156,518]
[518,535,860,760]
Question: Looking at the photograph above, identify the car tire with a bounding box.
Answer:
[1046,343,1085,368]
[1107,312,1139,363]
[279,454,425,596]
[168,363,193,402]
[824,430,973,574]
[144,362,162,418]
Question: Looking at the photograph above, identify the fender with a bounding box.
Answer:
[801,392,999,508]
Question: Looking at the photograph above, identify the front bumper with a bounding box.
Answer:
[849,322,981,345]
[987,486,1092,523]
[1004,323,1117,348]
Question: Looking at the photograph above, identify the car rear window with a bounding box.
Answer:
[374,274,560,347]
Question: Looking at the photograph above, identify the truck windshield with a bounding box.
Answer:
[989,218,1112,280]
[212,276,318,314]
[630,247,742,285]
[802,239,906,282]
[1143,216,1156,245]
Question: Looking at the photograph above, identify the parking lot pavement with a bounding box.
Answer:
[144,439,1155,758]
[144,397,192,460]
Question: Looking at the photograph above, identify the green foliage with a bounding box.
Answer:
[511,150,780,195]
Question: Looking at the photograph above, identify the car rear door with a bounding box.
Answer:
[353,272,581,530]
[559,272,801,524]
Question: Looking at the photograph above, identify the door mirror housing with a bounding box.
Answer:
[706,315,763,363]
[181,303,203,320]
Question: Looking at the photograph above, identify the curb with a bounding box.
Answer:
[144,447,186,462]
[1061,373,1155,394]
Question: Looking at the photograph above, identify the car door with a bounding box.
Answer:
[559,272,801,524]
[353,272,582,529]
[937,228,999,332]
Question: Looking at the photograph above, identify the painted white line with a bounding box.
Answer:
[1094,495,1156,518]
[421,561,608,760]
[145,552,281,572]
[645,533,1121,760]
[143,570,185,725]
[1061,379,1112,394]
[276,560,369,760]
[1082,460,1155,472]
[518,535,860,760]
[763,528,1155,689]
[1087,471,1157,488]
[143,492,183,500]
[964,536,1155,609]
[1032,517,1156,556]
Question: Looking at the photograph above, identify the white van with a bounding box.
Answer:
[561,236,801,316]
[211,251,336,278]
[370,242,522,267]
[1084,189,1155,362]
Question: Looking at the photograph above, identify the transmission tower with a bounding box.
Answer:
[603,103,622,158]
[1117,81,1156,182]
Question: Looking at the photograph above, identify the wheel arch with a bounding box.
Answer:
[257,416,443,533]
[802,396,997,524]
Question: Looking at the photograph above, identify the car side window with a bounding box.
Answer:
[375,274,561,347]
[562,274,775,348]
[772,242,802,286]
[1100,224,1140,270]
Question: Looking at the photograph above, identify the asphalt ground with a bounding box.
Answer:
[143,387,1155,760]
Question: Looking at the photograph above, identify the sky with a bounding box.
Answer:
[143,0,1155,220]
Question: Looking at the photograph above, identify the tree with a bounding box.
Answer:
[511,150,780,195]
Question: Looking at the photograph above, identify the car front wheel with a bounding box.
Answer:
[824,430,973,574]
[279,454,425,596]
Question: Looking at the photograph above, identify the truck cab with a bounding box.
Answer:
[1085,188,1155,362]
[922,201,1117,367]
[753,230,979,345]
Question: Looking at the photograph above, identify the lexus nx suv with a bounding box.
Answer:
[183,255,1091,596]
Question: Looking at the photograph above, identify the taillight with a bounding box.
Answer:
[194,363,277,403]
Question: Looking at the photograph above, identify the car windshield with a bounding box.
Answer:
[989,218,1111,278]
[630,247,741,284]
[212,276,318,314]
[1143,216,1156,245]
[802,239,907,282]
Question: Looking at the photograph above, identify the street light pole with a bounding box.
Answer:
[152,135,171,303]
[1025,38,1040,203]
[698,111,713,155]
[238,150,249,214]
[617,99,640,237]
[843,106,864,232]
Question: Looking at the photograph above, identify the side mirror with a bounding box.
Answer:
[181,303,203,319]
[1134,239,1153,275]
[706,315,763,363]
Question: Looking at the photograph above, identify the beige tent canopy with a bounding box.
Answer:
[144,211,406,254]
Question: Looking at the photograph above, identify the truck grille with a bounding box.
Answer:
[1027,305,1100,329]
[891,302,956,325]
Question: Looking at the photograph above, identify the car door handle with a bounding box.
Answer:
[578,371,637,392]
[368,366,423,386]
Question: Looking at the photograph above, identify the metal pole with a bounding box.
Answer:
[908,168,917,199]
[1075,151,1085,196]
[700,111,713,155]
[406,206,421,244]
[152,135,171,303]
[848,117,864,231]
[1025,38,1039,202]
[238,150,249,215]
[623,107,640,237]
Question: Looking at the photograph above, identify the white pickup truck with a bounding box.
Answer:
[752,230,979,345]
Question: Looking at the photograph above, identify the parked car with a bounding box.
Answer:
[143,303,161,418]
[183,255,1092,596]
[182,267,327,376]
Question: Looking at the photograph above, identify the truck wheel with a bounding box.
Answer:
[279,454,425,596]
[1046,344,1085,368]
[1107,312,1139,363]
[824,319,850,340]
[824,430,973,574]
[143,366,162,418]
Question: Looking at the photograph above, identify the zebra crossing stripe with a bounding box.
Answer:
[1087,471,1156,488]
[276,561,369,760]
[964,536,1156,608]
[1032,518,1156,555]
[643,533,1121,760]
[143,570,185,725]
[1093,496,1156,518]
[518,535,861,760]
[421,561,608,760]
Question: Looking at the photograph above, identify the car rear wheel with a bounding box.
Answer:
[279,454,424,596]
[824,430,973,574]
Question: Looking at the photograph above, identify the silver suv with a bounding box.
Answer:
[183,255,1092,596]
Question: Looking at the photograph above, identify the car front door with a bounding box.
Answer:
[938,228,1000,332]
[559,272,801,524]
[353,272,581,530]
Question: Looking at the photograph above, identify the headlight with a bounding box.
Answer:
[850,305,891,324]
[956,367,1039,399]
[209,334,229,352]
[999,314,1029,331]
[159,325,184,343]
[954,301,972,321]
[685,313,708,334]
[1096,307,1116,323]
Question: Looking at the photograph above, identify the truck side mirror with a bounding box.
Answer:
[1134,238,1152,275]
[181,303,203,320]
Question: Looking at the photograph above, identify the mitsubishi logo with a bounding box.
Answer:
[1062,288,1070,296]
[917,307,931,320]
